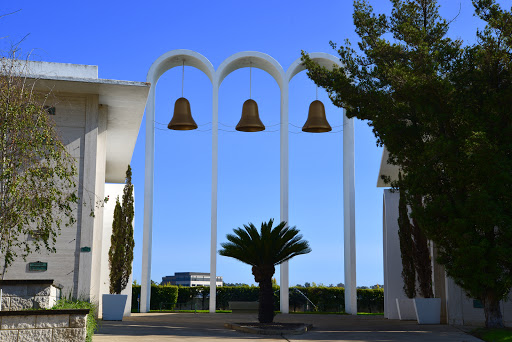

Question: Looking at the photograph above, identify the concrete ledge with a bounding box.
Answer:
[0,280,63,311]
[224,322,312,335]
[0,309,90,316]
[0,310,88,341]
[0,280,58,286]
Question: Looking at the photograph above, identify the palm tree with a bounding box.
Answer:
[219,219,311,323]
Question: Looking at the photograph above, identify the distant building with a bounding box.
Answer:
[161,272,223,287]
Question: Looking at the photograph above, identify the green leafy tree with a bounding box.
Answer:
[302,0,512,328]
[108,165,135,294]
[0,54,78,277]
[219,219,311,323]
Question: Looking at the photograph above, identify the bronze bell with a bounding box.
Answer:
[235,99,265,132]
[168,97,198,130]
[302,100,332,133]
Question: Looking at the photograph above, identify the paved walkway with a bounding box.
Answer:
[94,313,483,342]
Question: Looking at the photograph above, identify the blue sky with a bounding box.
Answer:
[1,0,504,287]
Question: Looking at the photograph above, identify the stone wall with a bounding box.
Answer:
[0,280,62,311]
[0,309,88,342]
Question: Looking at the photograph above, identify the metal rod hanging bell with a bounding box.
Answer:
[168,97,198,130]
[302,100,332,133]
[235,99,265,132]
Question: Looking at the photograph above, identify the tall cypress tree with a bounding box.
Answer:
[398,187,416,299]
[109,165,135,294]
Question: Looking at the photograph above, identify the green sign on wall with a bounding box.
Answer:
[29,261,48,271]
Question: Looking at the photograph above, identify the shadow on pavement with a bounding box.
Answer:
[94,313,483,342]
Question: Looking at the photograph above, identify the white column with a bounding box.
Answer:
[77,95,99,299]
[209,84,219,313]
[343,108,357,315]
[141,85,155,313]
[279,85,290,314]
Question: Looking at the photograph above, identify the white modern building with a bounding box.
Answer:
[161,272,223,287]
[379,147,512,326]
[1,60,149,317]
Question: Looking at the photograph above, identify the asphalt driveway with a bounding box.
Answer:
[94,312,483,342]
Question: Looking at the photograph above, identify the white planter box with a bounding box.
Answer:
[414,298,441,324]
[102,294,127,321]
[396,298,416,320]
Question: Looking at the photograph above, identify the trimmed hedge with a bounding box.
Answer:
[132,284,178,310]
[290,286,345,312]
[290,287,384,313]
[177,286,210,310]
[216,286,280,310]
[132,285,383,313]
[358,288,384,313]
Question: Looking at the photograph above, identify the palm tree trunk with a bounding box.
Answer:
[252,265,275,323]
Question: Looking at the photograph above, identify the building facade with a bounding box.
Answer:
[162,272,223,287]
[379,148,512,327]
[1,60,149,317]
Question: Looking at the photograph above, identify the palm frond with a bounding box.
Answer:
[218,219,311,268]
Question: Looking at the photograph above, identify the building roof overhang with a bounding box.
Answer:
[377,147,400,188]
[26,72,150,183]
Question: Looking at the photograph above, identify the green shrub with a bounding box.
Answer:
[52,298,97,342]
[176,286,210,310]
[290,286,345,312]
[290,287,383,313]
[133,285,384,313]
[132,285,141,311]
[215,285,258,309]
[357,288,384,313]
[215,285,280,310]
[131,284,178,311]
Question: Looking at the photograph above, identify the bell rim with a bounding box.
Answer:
[235,125,265,132]
[168,123,198,130]
[302,126,332,133]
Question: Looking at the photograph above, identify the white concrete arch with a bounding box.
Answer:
[142,49,356,315]
[215,51,291,313]
[142,49,216,314]
[286,52,341,83]
[147,49,215,84]
[216,51,285,89]
[286,53,357,314]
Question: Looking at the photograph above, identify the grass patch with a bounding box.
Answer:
[289,311,347,315]
[141,309,384,317]
[148,309,231,313]
[357,312,384,316]
[143,309,384,316]
[472,328,512,342]
[52,298,97,342]
[289,311,383,316]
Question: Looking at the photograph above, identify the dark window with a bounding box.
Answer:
[44,106,56,115]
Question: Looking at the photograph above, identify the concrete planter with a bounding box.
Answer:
[414,298,441,324]
[102,294,127,321]
[396,298,416,320]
